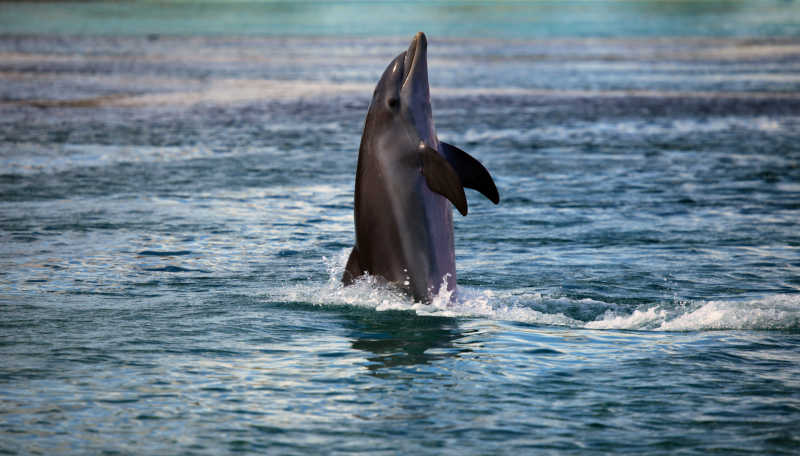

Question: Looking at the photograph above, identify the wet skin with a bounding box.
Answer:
[343,32,499,302]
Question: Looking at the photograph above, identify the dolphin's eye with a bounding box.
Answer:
[387,97,399,109]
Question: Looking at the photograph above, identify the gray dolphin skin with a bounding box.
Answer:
[342,32,499,302]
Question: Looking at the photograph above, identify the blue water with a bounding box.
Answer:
[2,1,800,454]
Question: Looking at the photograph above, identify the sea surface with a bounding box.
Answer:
[1,1,800,454]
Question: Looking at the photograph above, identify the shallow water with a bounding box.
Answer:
[2,2,800,454]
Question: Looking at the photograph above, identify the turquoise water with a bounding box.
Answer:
[2,1,800,454]
[2,0,800,38]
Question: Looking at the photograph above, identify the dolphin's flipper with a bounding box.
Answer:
[440,142,500,205]
[342,246,362,285]
[421,146,468,216]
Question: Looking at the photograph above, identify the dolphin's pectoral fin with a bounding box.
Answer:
[342,246,362,285]
[440,142,500,205]
[421,146,468,216]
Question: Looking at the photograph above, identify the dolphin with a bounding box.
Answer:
[342,32,499,302]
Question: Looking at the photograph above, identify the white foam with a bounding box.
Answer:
[278,252,800,332]
[585,306,669,330]
[586,295,800,331]
[284,275,583,327]
[658,296,800,331]
[277,251,582,326]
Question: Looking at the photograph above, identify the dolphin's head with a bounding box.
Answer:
[364,32,437,153]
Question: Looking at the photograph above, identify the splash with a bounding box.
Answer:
[277,252,800,332]
[285,269,583,326]
[286,251,583,325]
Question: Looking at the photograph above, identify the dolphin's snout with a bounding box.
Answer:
[404,32,426,70]
[402,32,428,91]
[409,31,427,60]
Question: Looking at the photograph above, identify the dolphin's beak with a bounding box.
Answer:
[401,32,429,102]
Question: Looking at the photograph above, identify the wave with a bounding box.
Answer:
[587,296,800,331]
[6,72,798,110]
[0,143,238,175]
[462,116,790,145]
[275,252,800,332]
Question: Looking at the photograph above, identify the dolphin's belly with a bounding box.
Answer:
[355,170,455,300]
[419,185,456,295]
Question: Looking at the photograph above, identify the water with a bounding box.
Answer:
[2,1,800,454]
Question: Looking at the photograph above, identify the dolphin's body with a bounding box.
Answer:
[342,32,499,302]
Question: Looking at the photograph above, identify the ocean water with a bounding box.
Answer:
[2,1,800,454]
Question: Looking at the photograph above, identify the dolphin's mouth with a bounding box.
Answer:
[402,32,426,90]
